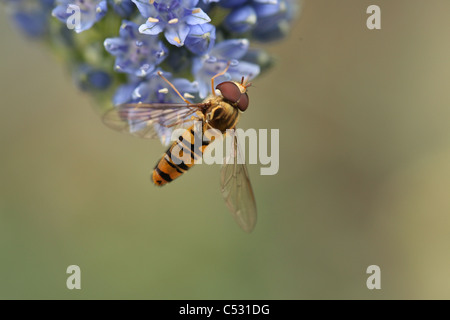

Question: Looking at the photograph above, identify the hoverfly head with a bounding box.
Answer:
[216,80,249,112]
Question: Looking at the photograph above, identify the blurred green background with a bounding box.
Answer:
[2,0,450,299]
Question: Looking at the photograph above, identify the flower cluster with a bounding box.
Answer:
[3,0,301,140]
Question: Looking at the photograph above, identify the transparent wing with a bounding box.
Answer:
[102,103,206,141]
[220,131,257,233]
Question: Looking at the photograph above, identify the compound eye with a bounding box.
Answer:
[237,93,249,111]
[216,81,241,104]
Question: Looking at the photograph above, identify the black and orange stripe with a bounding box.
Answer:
[152,125,210,186]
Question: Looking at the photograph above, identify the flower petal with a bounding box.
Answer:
[113,82,139,105]
[210,39,249,60]
[172,78,199,94]
[224,5,257,33]
[139,21,164,35]
[184,7,211,25]
[131,0,157,18]
[104,37,127,55]
[228,61,261,81]
[164,24,190,47]
[185,23,216,55]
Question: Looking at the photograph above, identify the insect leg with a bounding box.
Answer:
[211,61,231,97]
[157,71,193,104]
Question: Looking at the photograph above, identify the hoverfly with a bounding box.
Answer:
[103,64,257,233]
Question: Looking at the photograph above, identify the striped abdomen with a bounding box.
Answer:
[152,125,210,186]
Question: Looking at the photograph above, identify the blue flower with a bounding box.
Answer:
[224,5,257,33]
[184,23,216,55]
[114,70,199,144]
[107,0,136,17]
[201,0,219,4]
[218,0,247,9]
[113,79,140,105]
[252,0,299,42]
[52,0,107,33]
[192,39,260,98]
[133,0,211,47]
[74,64,112,91]
[216,0,299,42]
[5,0,55,38]
[104,20,168,77]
